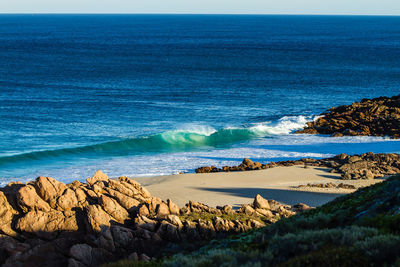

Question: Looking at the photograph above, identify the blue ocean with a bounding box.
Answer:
[1,15,399,184]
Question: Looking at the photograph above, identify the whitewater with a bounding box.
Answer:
[1,115,399,185]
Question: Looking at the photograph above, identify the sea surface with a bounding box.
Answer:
[0,15,400,185]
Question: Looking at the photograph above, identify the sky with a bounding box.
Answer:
[0,0,399,15]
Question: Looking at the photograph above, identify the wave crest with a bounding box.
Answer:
[0,116,311,167]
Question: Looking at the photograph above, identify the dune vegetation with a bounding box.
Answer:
[108,174,400,266]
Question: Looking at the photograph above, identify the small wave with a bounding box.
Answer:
[0,116,311,167]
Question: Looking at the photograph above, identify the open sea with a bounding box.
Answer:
[0,14,400,185]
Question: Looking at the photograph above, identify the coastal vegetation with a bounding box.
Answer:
[0,171,306,266]
[110,174,400,266]
[1,156,398,266]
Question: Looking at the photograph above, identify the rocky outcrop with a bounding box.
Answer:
[195,152,400,180]
[295,94,400,138]
[196,158,267,173]
[0,171,304,267]
[296,182,356,190]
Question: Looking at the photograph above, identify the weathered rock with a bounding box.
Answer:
[136,216,157,232]
[157,221,180,241]
[0,192,18,237]
[268,199,284,212]
[105,188,141,213]
[197,220,216,239]
[4,241,68,267]
[297,182,356,190]
[167,199,180,215]
[167,215,183,228]
[248,219,265,228]
[187,201,222,215]
[195,166,214,173]
[214,217,235,232]
[85,205,112,233]
[240,204,256,215]
[295,94,400,139]
[220,205,234,214]
[107,179,134,197]
[292,203,313,212]
[16,185,51,213]
[196,158,266,173]
[86,170,109,186]
[98,195,129,223]
[0,234,28,261]
[0,170,302,266]
[119,176,151,199]
[278,206,296,217]
[35,176,68,203]
[57,188,79,211]
[70,244,101,266]
[111,226,134,249]
[16,210,79,239]
[182,221,200,240]
[255,208,273,218]
[138,204,150,216]
[69,244,92,266]
[74,188,87,205]
[195,152,400,180]
[156,202,170,217]
[253,194,270,210]
[149,197,162,213]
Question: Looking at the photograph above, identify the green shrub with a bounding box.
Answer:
[354,235,400,264]
[106,175,400,267]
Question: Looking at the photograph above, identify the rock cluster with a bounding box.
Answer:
[296,182,356,190]
[0,171,305,267]
[196,158,268,173]
[195,152,400,180]
[323,152,400,180]
[295,94,400,138]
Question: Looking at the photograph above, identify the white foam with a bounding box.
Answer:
[170,124,217,136]
[4,132,398,185]
[249,115,313,135]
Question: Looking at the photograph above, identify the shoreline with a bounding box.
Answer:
[135,165,383,208]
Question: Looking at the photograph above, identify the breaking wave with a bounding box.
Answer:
[0,116,311,167]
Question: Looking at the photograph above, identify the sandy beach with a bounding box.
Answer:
[135,166,384,208]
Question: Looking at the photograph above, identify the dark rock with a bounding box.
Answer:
[195,152,400,180]
[0,170,302,266]
[295,94,400,139]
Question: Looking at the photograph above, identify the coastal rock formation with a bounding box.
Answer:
[195,152,400,180]
[296,182,356,190]
[154,175,400,266]
[0,171,304,267]
[196,158,267,173]
[295,94,400,138]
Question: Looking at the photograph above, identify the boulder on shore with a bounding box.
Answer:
[0,171,302,267]
[195,152,400,180]
[295,94,400,139]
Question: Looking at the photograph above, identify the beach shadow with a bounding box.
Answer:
[190,187,345,207]
[318,174,342,179]
[313,167,332,172]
